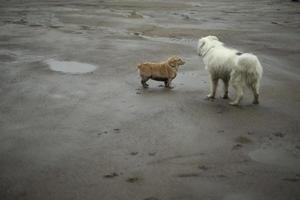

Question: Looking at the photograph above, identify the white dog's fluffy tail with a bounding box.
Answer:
[235,53,263,88]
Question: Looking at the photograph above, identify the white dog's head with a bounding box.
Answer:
[197,35,222,57]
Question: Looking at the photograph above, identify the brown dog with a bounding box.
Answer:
[137,56,185,88]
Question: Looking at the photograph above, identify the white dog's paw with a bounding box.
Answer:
[206,94,215,99]
[229,101,239,106]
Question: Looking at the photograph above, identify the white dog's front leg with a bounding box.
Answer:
[222,80,229,99]
[207,77,218,99]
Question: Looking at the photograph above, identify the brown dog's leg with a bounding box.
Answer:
[141,76,149,88]
[165,79,174,89]
[164,80,168,87]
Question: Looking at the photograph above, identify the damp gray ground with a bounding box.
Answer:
[0,0,300,200]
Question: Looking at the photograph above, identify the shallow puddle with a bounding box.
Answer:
[45,59,97,74]
[249,147,300,171]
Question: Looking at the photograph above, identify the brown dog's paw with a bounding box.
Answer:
[165,85,174,89]
[142,83,149,88]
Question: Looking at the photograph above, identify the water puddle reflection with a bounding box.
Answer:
[45,59,97,74]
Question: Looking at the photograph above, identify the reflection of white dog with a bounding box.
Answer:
[197,36,263,105]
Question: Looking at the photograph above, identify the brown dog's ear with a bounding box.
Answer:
[168,57,176,67]
[169,55,176,61]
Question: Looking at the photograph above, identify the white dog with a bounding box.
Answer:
[197,36,263,105]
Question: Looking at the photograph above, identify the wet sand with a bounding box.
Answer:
[0,0,300,200]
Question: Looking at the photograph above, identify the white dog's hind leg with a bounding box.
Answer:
[207,76,218,99]
[251,81,260,104]
[230,84,243,106]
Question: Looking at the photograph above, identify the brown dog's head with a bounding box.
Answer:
[167,56,185,68]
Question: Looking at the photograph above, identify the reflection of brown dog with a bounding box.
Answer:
[137,56,185,88]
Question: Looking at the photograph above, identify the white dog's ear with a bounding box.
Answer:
[197,39,205,56]
[197,38,207,56]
